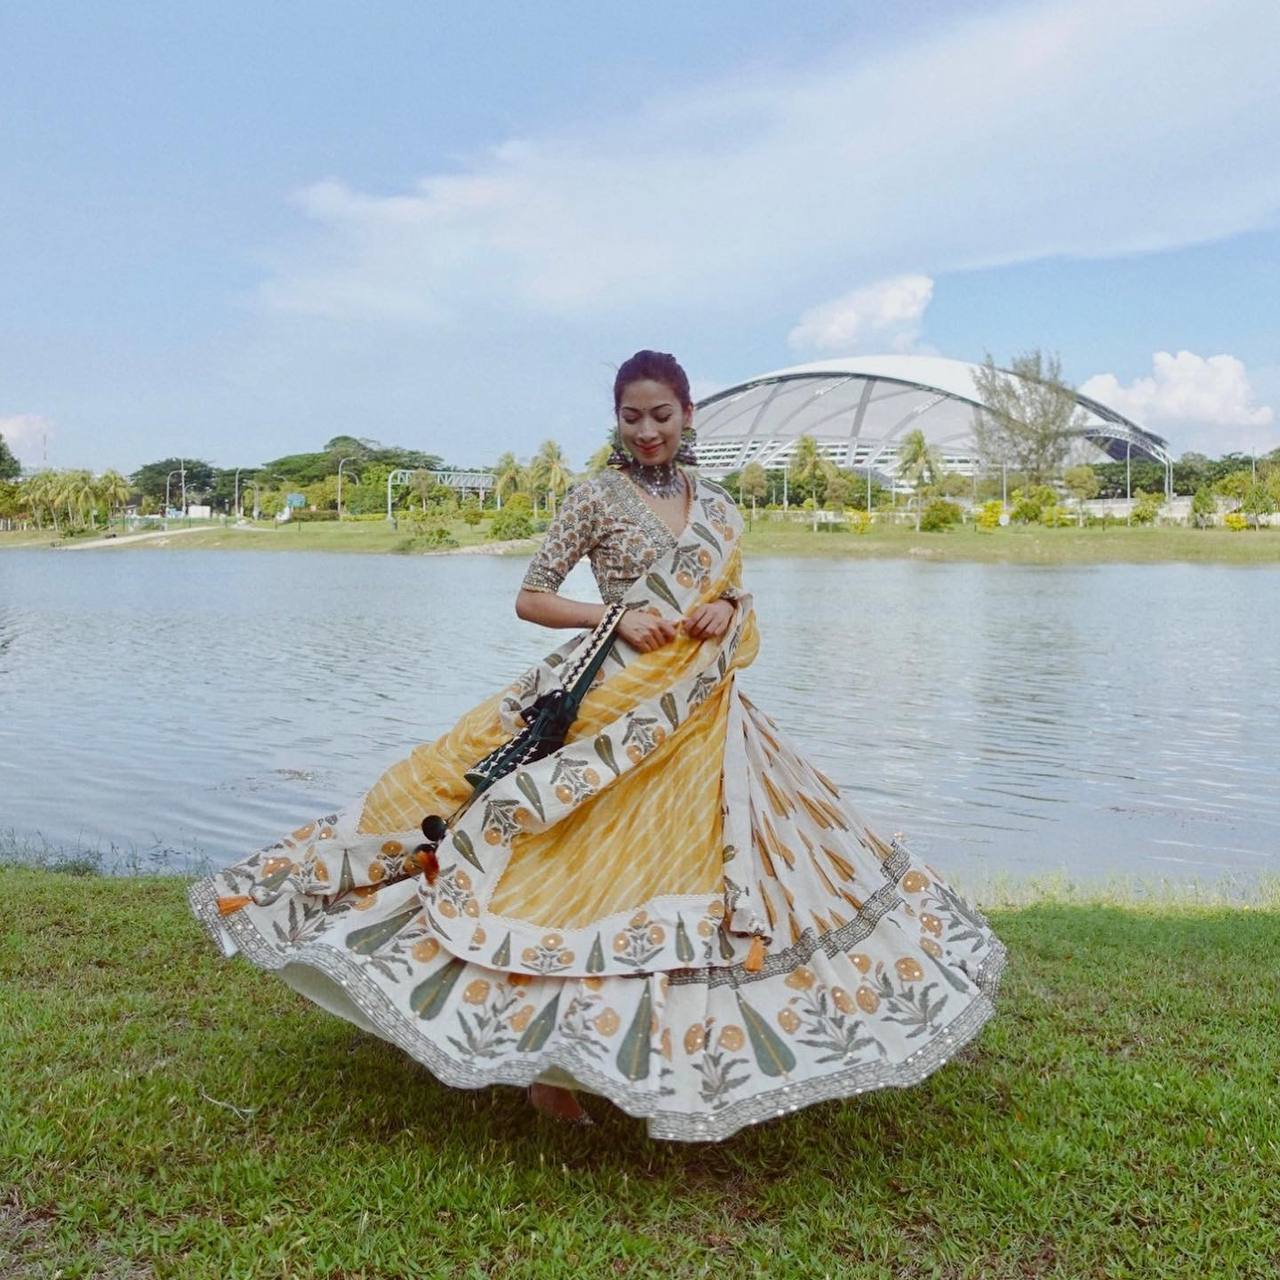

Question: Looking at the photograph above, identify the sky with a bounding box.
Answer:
[2,0,1279,475]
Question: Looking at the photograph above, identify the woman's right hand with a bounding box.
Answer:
[617,608,678,653]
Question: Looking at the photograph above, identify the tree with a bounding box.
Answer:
[823,470,853,511]
[1190,486,1217,528]
[493,452,525,502]
[788,435,826,506]
[896,427,942,531]
[97,470,132,527]
[739,462,767,517]
[971,350,1085,483]
[130,457,216,506]
[0,433,20,480]
[529,440,571,515]
[1063,464,1100,525]
[1241,484,1275,529]
[584,443,613,474]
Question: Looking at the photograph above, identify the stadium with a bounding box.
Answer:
[692,355,1171,486]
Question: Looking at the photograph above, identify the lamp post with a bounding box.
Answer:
[165,469,182,520]
[337,456,358,520]
[233,467,244,518]
[1125,441,1132,502]
[1001,461,1008,509]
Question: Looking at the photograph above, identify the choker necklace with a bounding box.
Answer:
[625,460,684,498]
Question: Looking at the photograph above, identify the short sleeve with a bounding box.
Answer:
[520,480,602,595]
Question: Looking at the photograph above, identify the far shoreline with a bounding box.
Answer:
[5,518,1280,565]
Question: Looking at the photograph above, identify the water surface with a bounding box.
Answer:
[1,548,1276,891]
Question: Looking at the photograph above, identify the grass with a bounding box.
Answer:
[3,868,1277,1279]
[6,518,1280,563]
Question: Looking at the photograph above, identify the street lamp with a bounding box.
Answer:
[337,456,359,520]
[165,468,182,520]
[233,466,244,518]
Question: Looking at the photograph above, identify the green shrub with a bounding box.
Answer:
[489,508,533,541]
[1130,490,1162,525]
[1008,485,1058,524]
[919,498,963,532]
[1224,511,1248,532]
[975,500,1003,532]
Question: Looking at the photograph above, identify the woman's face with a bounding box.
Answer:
[617,379,692,466]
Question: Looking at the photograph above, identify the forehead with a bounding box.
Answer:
[618,379,678,409]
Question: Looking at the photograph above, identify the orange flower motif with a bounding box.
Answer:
[521,947,538,965]
[856,985,880,1013]
[831,987,856,1015]
[895,957,925,983]
[920,913,943,936]
[660,1028,673,1061]
[412,938,440,963]
[684,1024,706,1056]
[380,840,403,856]
[583,975,604,991]
[542,933,563,949]
[777,1007,801,1033]
[558,951,574,966]
[484,829,503,846]
[613,934,628,952]
[471,927,486,947]
[921,937,942,959]
[555,784,573,805]
[785,966,816,991]
[582,768,600,787]
[463,979,490,1005]
[463,899,480,918]
[626,745,643,764]
[901,870,929,893]
[513,807,534,829]
[850,952,871,974]
[718,1025,746,1052]
[438,899,457,919]
[261,855,292,878]
[368,860,386,883]
[454,870,471,892]
[508,973,532,987]
[312,862,330,884]
[696,920,714,939]
[647,925,666,946]
[510,1004,534,1031]
[593,1009,621,1036]
[291,823,316,842]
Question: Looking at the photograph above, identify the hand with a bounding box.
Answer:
[618,608,679,653]
[682,599,735,641]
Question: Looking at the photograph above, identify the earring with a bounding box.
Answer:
[606,425,628,467]
[675,423,698,466]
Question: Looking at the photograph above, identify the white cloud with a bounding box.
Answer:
[0,414,53,468]
[256,0,1280,325]
[1081,352,1277,454]
[788,275,934,354]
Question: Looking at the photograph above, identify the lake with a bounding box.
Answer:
[1,548,1276,892]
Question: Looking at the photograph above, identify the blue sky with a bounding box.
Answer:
[2,0,1278,474]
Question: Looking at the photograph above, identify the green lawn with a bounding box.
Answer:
[3,868,1277,1278]
[6,517,1280,564]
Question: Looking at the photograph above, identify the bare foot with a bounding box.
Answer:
[527,1082,593,1126]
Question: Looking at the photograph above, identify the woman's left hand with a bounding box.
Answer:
[681,599,735,641]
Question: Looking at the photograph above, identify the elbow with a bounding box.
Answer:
[514,589,536,622]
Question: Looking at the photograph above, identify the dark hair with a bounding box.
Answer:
[613,350,692,413]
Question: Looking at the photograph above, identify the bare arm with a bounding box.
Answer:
[514,588,608,631]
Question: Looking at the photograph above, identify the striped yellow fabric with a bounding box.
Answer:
[488,675,734,927]
[357,689,509,834]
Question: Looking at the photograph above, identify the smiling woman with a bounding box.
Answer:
[188,349,1006,1142]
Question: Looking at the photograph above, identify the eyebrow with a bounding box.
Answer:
[622,402,675,412]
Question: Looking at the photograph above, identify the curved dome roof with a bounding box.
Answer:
[693,354,1170,476]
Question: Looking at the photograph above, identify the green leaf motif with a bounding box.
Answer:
[516,772,545,822]
[410,957,466,1020]
[718,923,736,961]
[336,850,355,896]
[616,981,654,1081]
[491,932,511,967]
[517,992,561,1053]
[594,734,620,777]
[660,693,680,732]
[344,905,421,956]
[736,994,797,1077]
[451,829,484,872]
[675,916,694,964]
[691,521,722,552]
[586,933,605,974]
[644,573,681,612]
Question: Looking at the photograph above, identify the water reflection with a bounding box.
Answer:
[0,548,1276,889]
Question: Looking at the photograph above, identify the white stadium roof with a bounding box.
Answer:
[692,354,1170,478]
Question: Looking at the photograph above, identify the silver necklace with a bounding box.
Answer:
[625,460,684,499]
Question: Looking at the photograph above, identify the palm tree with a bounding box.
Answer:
[97,469,131,530]
[739,461,767,519]
[789,435,825,509]
[896,428,942,531]
[584,443,613,474]
[25,470,55,530]
[64,470,97,529]
[529,440,572,517]
[493,452,525,505]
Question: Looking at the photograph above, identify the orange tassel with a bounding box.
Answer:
[744,934,766,973]
[216,894,252,917]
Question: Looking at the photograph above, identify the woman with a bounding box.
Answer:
[189,350,1006,1141]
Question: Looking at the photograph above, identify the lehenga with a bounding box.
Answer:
[189,467,1007,1141]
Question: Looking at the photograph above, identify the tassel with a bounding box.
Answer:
[744,934,766,973]
[216,894,252,917]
